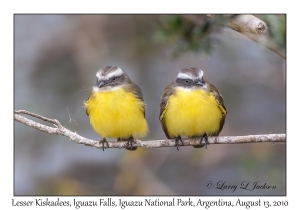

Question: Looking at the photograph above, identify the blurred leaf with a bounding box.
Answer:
[153,15,226,57]
[260,15,286,49]
[154,14,286,58]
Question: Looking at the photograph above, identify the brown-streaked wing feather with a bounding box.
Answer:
[207,82,227,135]
[207,82,227,115]
[159,83,175,139]
[123,81,146,117]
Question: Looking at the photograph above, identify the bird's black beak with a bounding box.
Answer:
[98,81,105,88]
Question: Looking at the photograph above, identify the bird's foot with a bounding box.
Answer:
[99,138,109,151]
[126,135,136,150]
[200,133,209,149]
[175,136,184,151]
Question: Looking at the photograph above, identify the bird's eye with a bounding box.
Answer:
[185,80,190,84]
[112,77,116,81]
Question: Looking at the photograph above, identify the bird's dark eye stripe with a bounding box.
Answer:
[96,74,126,87]
[175,78,193,86]
[110,75,120,81]
[177,78,191,81]
[179,78,193,83]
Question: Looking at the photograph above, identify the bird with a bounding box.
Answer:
[159,67,226,151]
[84,66,148,151]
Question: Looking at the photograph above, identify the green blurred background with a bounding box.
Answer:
[14,14,286,195]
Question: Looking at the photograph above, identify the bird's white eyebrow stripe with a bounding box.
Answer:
[96,72,100,78]
[106,67,123,78]
[177,72,194,80]
[198,70,203,78]
[96,67,124,80]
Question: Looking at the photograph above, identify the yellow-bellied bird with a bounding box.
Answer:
[159,67,226,151]
[84,66,148,151]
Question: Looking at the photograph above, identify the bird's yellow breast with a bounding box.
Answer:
[85,88,148,138]
[163,88,223,137]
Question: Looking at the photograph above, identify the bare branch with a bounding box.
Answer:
[206,15,285,59]
[225,15,285,59]
[14,110,286,150]
[226,15,268,42]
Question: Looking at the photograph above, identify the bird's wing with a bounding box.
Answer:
[208,82,227,115]
[159,83,175,139]
[207,82,227,135]
[123,81,146,117]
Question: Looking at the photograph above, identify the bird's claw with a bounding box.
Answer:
[200,133,209,149]
[126,135,135,150]
[99,138,109,151]
[175,136,184,151]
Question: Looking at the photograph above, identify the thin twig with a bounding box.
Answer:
[14,110,286,150]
